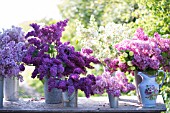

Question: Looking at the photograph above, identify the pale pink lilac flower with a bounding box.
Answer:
[108,28,163,72]
[92,71,135,97]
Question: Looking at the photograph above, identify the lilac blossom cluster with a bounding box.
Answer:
[48,45,100,97]
[0,26,27,80]
[25,19,68,46]
[23,20,100,97]
[91,71,135,97]
[49,73,96,98]
[105,28,164,74]
[23,20,69,80]
[150,33,170,72]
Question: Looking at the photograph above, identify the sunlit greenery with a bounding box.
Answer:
[129,0,170,37]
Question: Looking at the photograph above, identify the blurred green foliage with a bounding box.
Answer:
[129,0,170,37]
[160,72,170,112]
[58,0,138,26]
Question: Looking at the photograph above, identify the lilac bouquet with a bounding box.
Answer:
[105,28,170,75]
[22,20,100,97]
[91,71,135,97]
[0,26,27,81]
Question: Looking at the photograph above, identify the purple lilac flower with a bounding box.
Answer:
[110,28,163,72]
[70,74,79,80]
[68,86,75,95]
[32,68,39,78]
[133,28,149,41]
[19,64,25,71]
[23,20,101,97]
[78,74,96,98]
[50,65,58,77]
[58,80,67,91]
[73,68,83,74]
[81,48,93,55]
[151,32,170,72]
[92,71,135,97]
[57,43,100,77]
[26,19,68,46]
[47,77,57,91]
[0,26,27,80]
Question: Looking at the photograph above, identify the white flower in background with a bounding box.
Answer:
[76,15,133,63]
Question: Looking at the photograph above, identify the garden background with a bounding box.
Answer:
[0,0,169,112]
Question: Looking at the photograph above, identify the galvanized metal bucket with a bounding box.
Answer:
[108,94,119,108]
[62,90,77,107]
[44,77,62,104]
[0,76,3,108]
[4,77,19,101]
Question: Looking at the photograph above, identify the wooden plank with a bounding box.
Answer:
[0,95,166,113]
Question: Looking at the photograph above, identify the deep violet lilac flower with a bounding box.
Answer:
[23,20,101,97]
[19,64,25,71]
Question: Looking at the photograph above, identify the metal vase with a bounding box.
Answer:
[4,77,19,101]
[108,94,119,108]
[0,76,3,108]
[62,90,78,107]
[44,77,62,104]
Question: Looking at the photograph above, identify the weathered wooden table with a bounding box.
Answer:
[0,95,166,113]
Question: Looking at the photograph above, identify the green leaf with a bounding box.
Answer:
[50,44,55,49]
[32,49,39,57]
[162,52,168,57]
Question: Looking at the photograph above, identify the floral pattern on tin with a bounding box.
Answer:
[145,85,159,100]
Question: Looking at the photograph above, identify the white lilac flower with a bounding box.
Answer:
[76,15,133,62]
